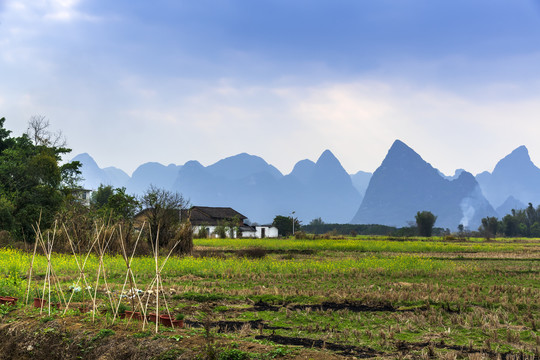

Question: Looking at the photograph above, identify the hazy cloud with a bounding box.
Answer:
[2,1,540,175]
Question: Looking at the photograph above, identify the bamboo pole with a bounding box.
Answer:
[62,223,99,315]
[26,223,41,305]
[112,222,146,326]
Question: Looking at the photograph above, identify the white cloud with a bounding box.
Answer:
[5,0,95,22]
[68,76,540,176]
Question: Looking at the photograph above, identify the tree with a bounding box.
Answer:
[92,185,115,209]
[107,187,139,220]
[214,222,227,238]
[139,185,189,247]
[502,214,519,237]
[272,215,301,237]
[309,217,324,226]
[0,117,80,239]
[92,185,138,220]
[479,216,499,240]
[26,115,66,148]
[415,211,437,237]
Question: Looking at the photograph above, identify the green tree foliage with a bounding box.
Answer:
[415,211,437,237]
[272,215,301,237]
[479,216,499,240]
[301,223,398,236]
[92,185,139,220]
[495,203,540,238]
[214,223,227,238]
[195,226,208,239]
[92,185,114,209]
[0,117,80,239]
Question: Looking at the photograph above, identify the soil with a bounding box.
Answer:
[255,334,381,358]
[0,312,350,360]
[251,300,395,313]
[1,307,534,359]
[184,319,292,332]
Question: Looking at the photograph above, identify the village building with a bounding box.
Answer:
[181,206,278,238]
[135,206,278,238]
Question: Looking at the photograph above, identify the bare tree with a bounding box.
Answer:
[26,115,66,147]
[139,185,190,248]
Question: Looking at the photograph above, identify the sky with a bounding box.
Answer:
[2,0,540,176]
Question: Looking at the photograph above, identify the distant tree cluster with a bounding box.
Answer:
[272,215,301,237]
[302,217,397,236]
[480,203,540,238]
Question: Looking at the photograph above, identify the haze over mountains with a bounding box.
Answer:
[73,141,540,230]
[350,141,496,229]
[72,150,362,225]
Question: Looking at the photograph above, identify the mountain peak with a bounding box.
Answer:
[381,140,428,170]
[207,153,283,180]
[387,140,420,157]
[72,153,98,166]
[507,145,530,161]
[289,159,316,183]
[316,149,339,165]
[389,139,414,153]
[494,145,535,175]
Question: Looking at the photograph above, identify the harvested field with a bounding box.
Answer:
[0,236,539,359]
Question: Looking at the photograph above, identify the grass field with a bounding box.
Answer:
[0,236,539,359]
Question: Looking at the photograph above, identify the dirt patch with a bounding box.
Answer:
[0,319,185,360]
[0,315,357,360]
[185,319,291,332]
[256,334,380,358]
[251,300,395,313]
[393,339,540,359]
[193,248,315,258]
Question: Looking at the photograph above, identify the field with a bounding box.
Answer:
[0,236,539,359]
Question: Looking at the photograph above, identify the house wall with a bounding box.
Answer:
[194,225,278,238]
[255,226,279,238]
[241,230,257,238]
[194,225,238,238]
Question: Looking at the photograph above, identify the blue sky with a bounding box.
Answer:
[2,0,540,175]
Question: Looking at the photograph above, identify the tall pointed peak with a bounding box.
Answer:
[316,149,339,165]
[381,139,426,167]
[506,145,530,161]
[388,139,416,155]
[453,170,477,186]
[494,145,535,174]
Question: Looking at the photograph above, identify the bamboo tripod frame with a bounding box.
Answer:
[25,219,181,333]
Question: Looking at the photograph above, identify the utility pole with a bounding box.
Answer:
[291,211,296,235]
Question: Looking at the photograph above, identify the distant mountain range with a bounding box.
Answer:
[72,150,363,225]
[73,141,540,230]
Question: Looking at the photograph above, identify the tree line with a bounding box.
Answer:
[479,203,540,239]
[0,117,80,240]
[0,117,191,254]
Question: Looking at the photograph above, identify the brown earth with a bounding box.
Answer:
[0,311,351,360]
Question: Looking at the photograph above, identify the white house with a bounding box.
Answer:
[181,206,279,238]
[241,225,279,238]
